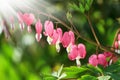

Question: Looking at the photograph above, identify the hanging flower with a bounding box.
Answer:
[35,19,42,42]
[10,16,15,31]
[51,28,62,52]
[89,54,108,67]
[88,54,98,66]
[44,20,54,44]
[17,12,25,31]
[22,13,35,33]
[44,20,63,52]
[68,43,86,67]
[98,54,108,67]
[61,31,75,53]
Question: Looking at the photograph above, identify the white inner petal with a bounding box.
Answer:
[56,41,60,52]
[47,36,53,45]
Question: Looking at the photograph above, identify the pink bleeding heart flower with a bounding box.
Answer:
[51,28,62,52]
[17,12,25,31]
[89,54,108,67]
[89,54,98,66]
[44,20,54,37]
[23,13,35,33]
[61,31,75,53]
[98,54,108,67]
[44,20,54,44]
[35,19,42,42]
[68,43,86,66]
[10,16,15,31]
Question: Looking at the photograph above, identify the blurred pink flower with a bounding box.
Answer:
[17,12,25,31]
[43,20,63,52]
[10,16,15,30]
[89,54,108,67]
[89,54,98,66]
[44,20,54,37]
[51,28,62,52]
[98,54,108,67]
[44,20,54,45]
[68,43,86,66]
[23,13,35,33]
[35,19,42,42]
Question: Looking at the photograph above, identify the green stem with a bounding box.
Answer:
[27,7,119,56]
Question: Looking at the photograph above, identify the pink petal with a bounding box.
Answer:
[68,45,78,60]
[61,32,71,48]
[23,13,35,26]
[77,43,86,59]
[44,20,54,37]
[103,52,112,58]
[10,16,14,23]
[35,19,42,34]
[62,31,75,48]
[89,54,98,66]
[51,30,59,44]
[98,54,108,67]
[114,41,118,48]
[17,12,24,23]
[118,34,120,40]
[69,31,75,44]
[56,28,63,42]
[51,28,62,44]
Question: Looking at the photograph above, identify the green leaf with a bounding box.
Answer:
[63,66,88,73]
[69,3,80,11]
[85,4,90,11]
[98,76,111,80]
[87,65,102,75]
[66,12,72,21]
[108,73,120,80]
[63,66,88,79]
[86,0,93,6]
[43,77,56,80]
[79,3,85,13]
[79,75,97,80]
[64,72,79,79]
[85,0,93,11]
[105,61,120,73]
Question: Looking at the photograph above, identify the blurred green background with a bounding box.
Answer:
[0,0,120,80]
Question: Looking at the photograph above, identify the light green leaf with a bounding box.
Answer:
[98,76,111,80]
[79,75,97,80]
[79,3,85,13]
[66,12,72,21]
